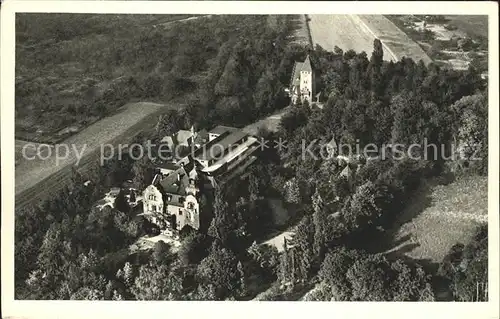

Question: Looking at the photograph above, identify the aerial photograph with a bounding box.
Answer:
[13,12,489,301]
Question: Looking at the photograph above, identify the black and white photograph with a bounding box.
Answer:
[1,1,499,318]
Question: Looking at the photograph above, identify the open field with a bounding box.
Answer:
[355,15,433,65]
[445,15,488,39]
[308,15,392,60]
[385,175,487,263]
[15,102,174,210]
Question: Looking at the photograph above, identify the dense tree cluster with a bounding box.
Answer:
[316,248,435,301]
[269,40,487,300]
[15,23,488,301]
[437,225,488,301]
[15,14,292,141]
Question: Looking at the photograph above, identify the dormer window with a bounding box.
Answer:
[179,197,185,204]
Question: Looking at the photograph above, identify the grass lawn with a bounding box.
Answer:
[386,174,487,264]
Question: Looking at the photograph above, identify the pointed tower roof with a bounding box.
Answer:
[302,55,313,73]
[290,55,314,88]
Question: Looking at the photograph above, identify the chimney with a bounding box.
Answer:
[177,173,181,182]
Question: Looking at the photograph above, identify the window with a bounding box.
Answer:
[179,209,183,216]
[152,205,157,212]
[188,202,195,210]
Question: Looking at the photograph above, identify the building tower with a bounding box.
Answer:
[290,54,315,104]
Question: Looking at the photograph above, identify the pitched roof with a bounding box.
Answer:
[157,166,190,195]
[302,55,313,73]
[154,155,197,195]
[290,55,313,87]
[291,62,304,86]
[326,135,337,149]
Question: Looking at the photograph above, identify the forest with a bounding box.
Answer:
[15,14,289,142]
[15,15,488,301]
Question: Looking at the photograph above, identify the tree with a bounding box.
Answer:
[35,223,74,295]
[292,216,315,281]
[237,261,248,297]
[319,248,362,300]
[312,189,328,259]
[279,105,309,139]
[132,263,182,300]
[178,232,211,266]
[369,39,384,99]
[142,73,164,98]
[440,226,488,301]
[104,280,114,300]
[122,262,134,287]
[70,287,104,300]
[114,190,130,213]
[248,241,280,275]
[343,181,393,231]
[278,241,292,286]
[283,177,301,204]
[131,156,153,191]
[319,248,434,301]
[390,259,435,301]
[214,49,250,97]
[390,92,425,146]
[152,240,172,265]
[155,110,184,140]
[208,186,236,245]
[346,255,391,301]
[196,240,241,300]
[451,93,488,174]
[253,71,275,114]
[370,39,384,67]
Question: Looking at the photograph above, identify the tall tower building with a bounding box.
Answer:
[289,55,315,104]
